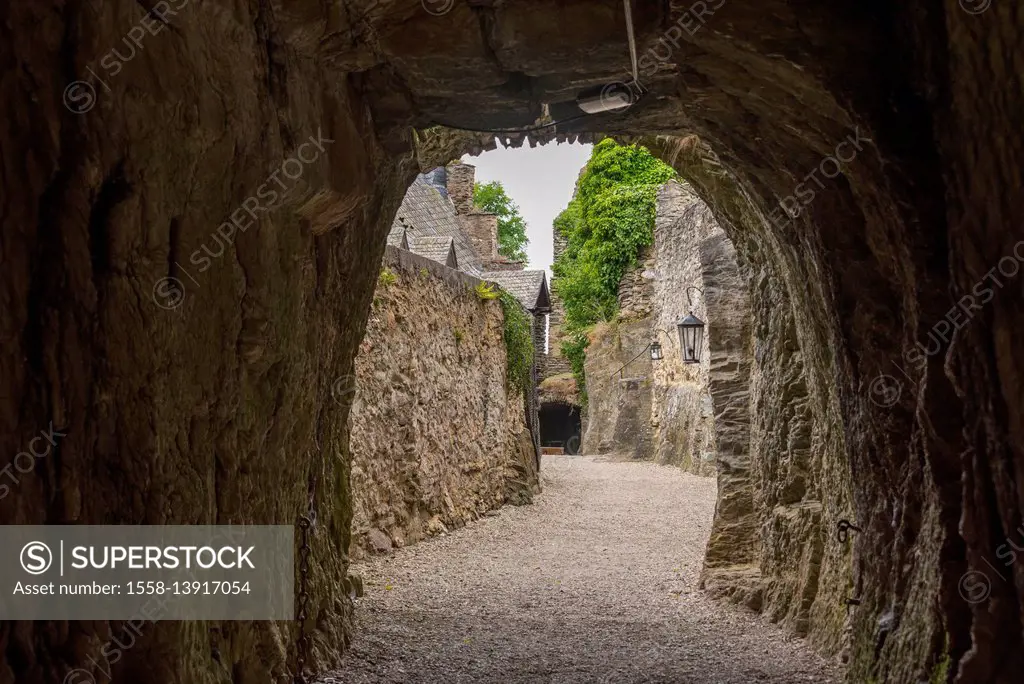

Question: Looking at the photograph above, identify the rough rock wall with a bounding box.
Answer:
[580,320,655,459]
[581,182,719,474]
[649,182,718,476]
[649,140,854,663]
[4,1,1023,682]
[348,247,539,560]
[0,2,421,682]
[745,247,851,649]
[695,217,762,608]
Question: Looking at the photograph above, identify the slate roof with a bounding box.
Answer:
[390,176,483,275]
[390,171,551,311]
[481,269,551,312]
[386,226,410,249]
[410,236,458,269]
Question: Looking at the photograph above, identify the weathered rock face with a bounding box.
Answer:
[643,142,854,658]
[2,3,413,681]
[581,320,656,459]
[581,181,719,474]
[3,1,1022,682]
[348,247,538,560]
[649,182,718,476]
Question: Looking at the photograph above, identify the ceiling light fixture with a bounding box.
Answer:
[575,0,644,114]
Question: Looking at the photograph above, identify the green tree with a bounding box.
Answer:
[552,139,676,398]
[473,181,529,262]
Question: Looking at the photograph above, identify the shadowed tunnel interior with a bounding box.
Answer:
[539,402,582,452]
[0,0,1021,682]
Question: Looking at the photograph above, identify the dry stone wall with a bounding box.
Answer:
[348,246,539,559]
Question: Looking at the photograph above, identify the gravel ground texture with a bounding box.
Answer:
[329,455,842,684]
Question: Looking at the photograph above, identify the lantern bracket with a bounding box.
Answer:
[653,328,676,346]
[612,342,656,379]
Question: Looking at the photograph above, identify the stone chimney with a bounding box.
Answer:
[487,259,526,272]
[459,213,499,261]
[446,163,476,215]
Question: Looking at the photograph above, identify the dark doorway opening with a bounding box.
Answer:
[539,402,582,454]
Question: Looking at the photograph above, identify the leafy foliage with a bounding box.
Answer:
[561,331,591,405]
[473,181,529,262]
[498,290,535,397]
[378,268,398,287]
[552,139,675,397]
[474,281,500,300]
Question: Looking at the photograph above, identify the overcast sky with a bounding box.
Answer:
[463,140,592,272]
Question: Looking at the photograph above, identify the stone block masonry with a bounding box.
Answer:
[348,246,539,559]
[446,163,477,215]
[539,227,574,382]
[458,212,500,261]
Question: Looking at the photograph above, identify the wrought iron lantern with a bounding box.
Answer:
[678,287,706,364]
[649,341,664,361]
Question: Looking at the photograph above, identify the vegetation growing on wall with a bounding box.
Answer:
[379,267,398,287]
[552,139,675,397]
[561,332,590,403]
[474,281,499,300]
[498,290,535,398]
[473,181,529,262]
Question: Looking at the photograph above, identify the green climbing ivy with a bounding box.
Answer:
[552,138,675,398]
[561,331,591,404]
[497,289,535,398]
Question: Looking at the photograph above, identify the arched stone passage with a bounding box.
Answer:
[658,138,858,660]
[1,1,1021,682]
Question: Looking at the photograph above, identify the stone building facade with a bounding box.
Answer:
[538,228,573,381]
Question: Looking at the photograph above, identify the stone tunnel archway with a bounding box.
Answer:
[1,1,1021,683]
[538,401,582,454]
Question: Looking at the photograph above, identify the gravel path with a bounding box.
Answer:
[334,455,841,683]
